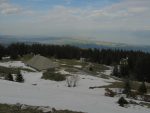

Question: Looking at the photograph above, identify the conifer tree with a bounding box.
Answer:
[15,72,24,83]
[123,79,131,98]
[112,65,119,77]
[5,73,13,81]
[120,65,129,77]
[118,97,128,107]
[138,82,147,95]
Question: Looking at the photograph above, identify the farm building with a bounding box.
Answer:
[120,57,128,65]
[26,55,57,71]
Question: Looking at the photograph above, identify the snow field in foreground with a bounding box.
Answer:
[0,61,149,113]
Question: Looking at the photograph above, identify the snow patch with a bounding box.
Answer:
[74,65,82,68]
[61,64,66,66]
[0,61,36,71]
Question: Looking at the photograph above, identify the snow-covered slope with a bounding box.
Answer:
[0,62,149,113]
[0,61,36,71]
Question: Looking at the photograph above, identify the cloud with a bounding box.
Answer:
[28,0,48,1]
[64,0,72,4]
[36,0,150,32]
[0,0,150,45]
[0,0,21,14]
[128,7,148,13]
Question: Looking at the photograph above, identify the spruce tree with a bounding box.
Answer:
[15,72,24,83]
[123,79,131,98]
[5,73,13,81]
[120,65,129,77]
[138,82,147,95]
[118,97,128,107]
[89,66,93,71]
[113,65,119,77]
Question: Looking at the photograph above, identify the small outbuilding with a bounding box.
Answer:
[80,57,86,63]
[26,55,57,71]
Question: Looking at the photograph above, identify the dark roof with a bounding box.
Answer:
[26,55,57,71]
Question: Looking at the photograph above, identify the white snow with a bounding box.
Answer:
[57,69,70,75]
[0,61,36,71]
[61,64,66,66]
[102,66,113,76]
[2,56,10,60]
[103,69,112,75]
[0,62,149,113]
[74,65,82,68]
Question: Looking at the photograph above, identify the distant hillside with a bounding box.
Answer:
[0,35,150,52]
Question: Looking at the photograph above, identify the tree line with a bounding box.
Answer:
[0,43,150,82]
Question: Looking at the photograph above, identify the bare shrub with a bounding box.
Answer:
[66,75,79,87]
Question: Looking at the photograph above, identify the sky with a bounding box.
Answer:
[0,0,150,45]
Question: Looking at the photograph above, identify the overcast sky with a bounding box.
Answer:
[0,0,150,45]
